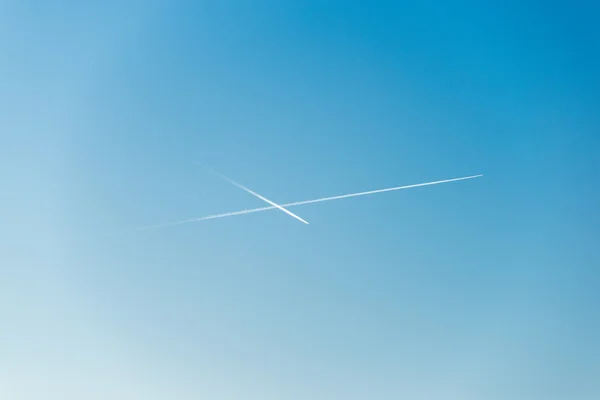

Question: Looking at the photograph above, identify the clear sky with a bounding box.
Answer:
[1,1,599,399]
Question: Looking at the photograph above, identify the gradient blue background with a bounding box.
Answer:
[2,1,599,399]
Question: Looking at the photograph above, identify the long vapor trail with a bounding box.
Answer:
[136,174,482,231]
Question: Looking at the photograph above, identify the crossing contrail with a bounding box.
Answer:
[211,171,309,224]
[136,174,482,231]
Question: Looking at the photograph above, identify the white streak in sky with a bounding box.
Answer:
[213,172,309,225]
[136,174,482,231]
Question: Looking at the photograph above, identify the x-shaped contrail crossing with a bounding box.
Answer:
[136,172,483,231]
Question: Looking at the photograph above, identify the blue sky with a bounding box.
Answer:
[1,1,599,399]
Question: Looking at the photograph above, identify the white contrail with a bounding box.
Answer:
[213,171,309,225]
[136,174,482,231]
